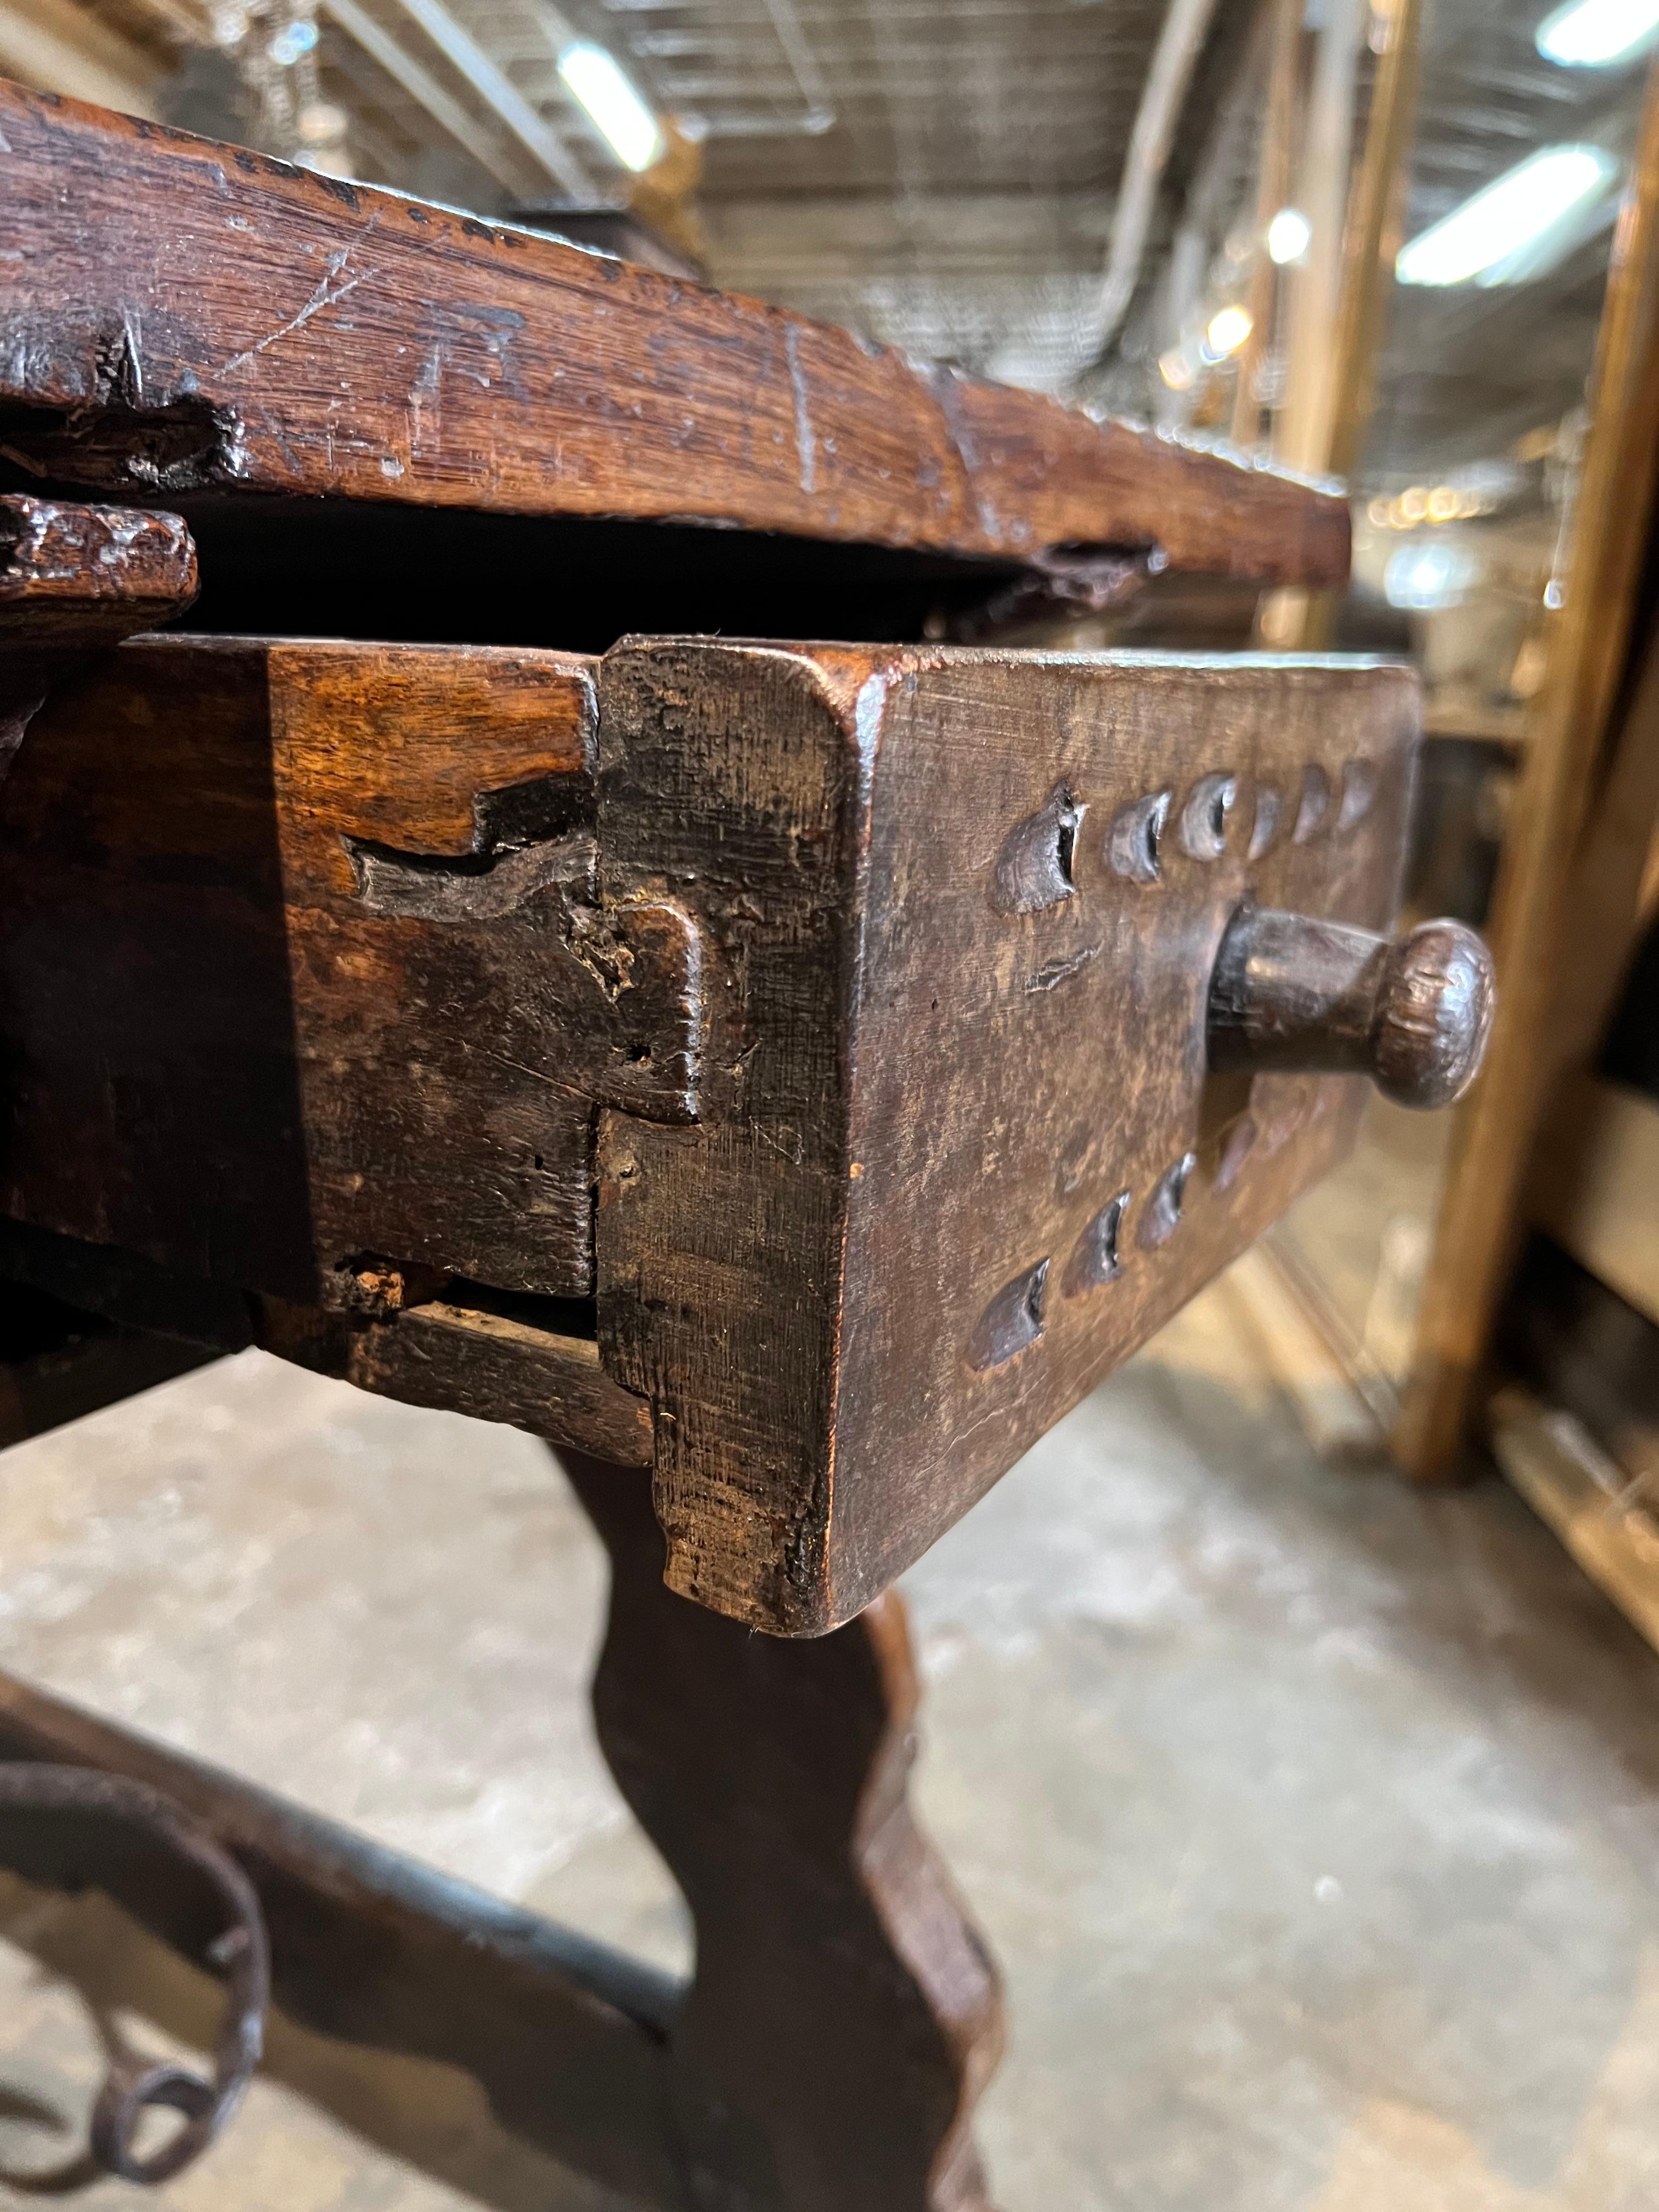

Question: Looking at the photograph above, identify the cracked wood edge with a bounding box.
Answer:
[0,493,198,765]
[0,494,197,637]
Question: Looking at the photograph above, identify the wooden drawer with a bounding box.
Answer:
[0,631,1425,1630]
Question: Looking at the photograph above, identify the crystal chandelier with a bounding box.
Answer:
[210,1,351,174]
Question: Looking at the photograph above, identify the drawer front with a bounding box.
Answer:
[844,654,1411,1590]
[597,643,1419,1630]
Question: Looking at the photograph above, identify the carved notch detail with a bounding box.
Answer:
[992,782,1085,913]
[347,814,703,1123]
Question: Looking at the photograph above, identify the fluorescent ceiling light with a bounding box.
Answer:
[557,40,662,171]
[1396,143,1619,286]
[1266,207,1311,264]
[1537,0,1659,66]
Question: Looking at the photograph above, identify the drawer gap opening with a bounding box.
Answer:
[0,469,1026,652]
[417,1275,600,1345]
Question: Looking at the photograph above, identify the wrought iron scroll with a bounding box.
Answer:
[0,1762,268,2186]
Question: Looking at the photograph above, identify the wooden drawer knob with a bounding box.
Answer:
[1207,905,1496,1110]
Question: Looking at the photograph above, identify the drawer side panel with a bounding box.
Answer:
[0,637,603,1300]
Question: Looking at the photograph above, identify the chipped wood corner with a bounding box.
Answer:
[0,493,198,767]
[592,638,880,1635]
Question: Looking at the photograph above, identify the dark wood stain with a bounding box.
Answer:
[597,642,1422,1631]
[0,81,1350,586]
[0,637,690,1302]
[565,1454,1003,2210]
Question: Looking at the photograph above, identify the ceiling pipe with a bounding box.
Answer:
[1154,0,1280,384]
[0,0,163,117]
[1277,0,1367,478]
[1088,0,1224,364]
[379,0,597,198]
[321,0,533,195]
[724,0,835,136]
[1233,0,1302,448]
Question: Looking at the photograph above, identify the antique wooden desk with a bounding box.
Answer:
[0,80,1493,2207]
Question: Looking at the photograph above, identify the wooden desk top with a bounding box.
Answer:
[0,79,1346,589]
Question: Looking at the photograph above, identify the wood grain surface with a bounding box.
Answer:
[349,1301,654,1465]
[597,642,1419,1630]
[0,81,1347,586]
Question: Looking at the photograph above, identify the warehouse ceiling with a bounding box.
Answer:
[684,0,1200,195]
[5,0,1650,493]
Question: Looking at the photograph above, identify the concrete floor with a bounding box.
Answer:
[0,1267,1657,2209]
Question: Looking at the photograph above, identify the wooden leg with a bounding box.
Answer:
[561,1451,1005,2212]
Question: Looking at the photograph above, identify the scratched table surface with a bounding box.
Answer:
[0,78,1349,591]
